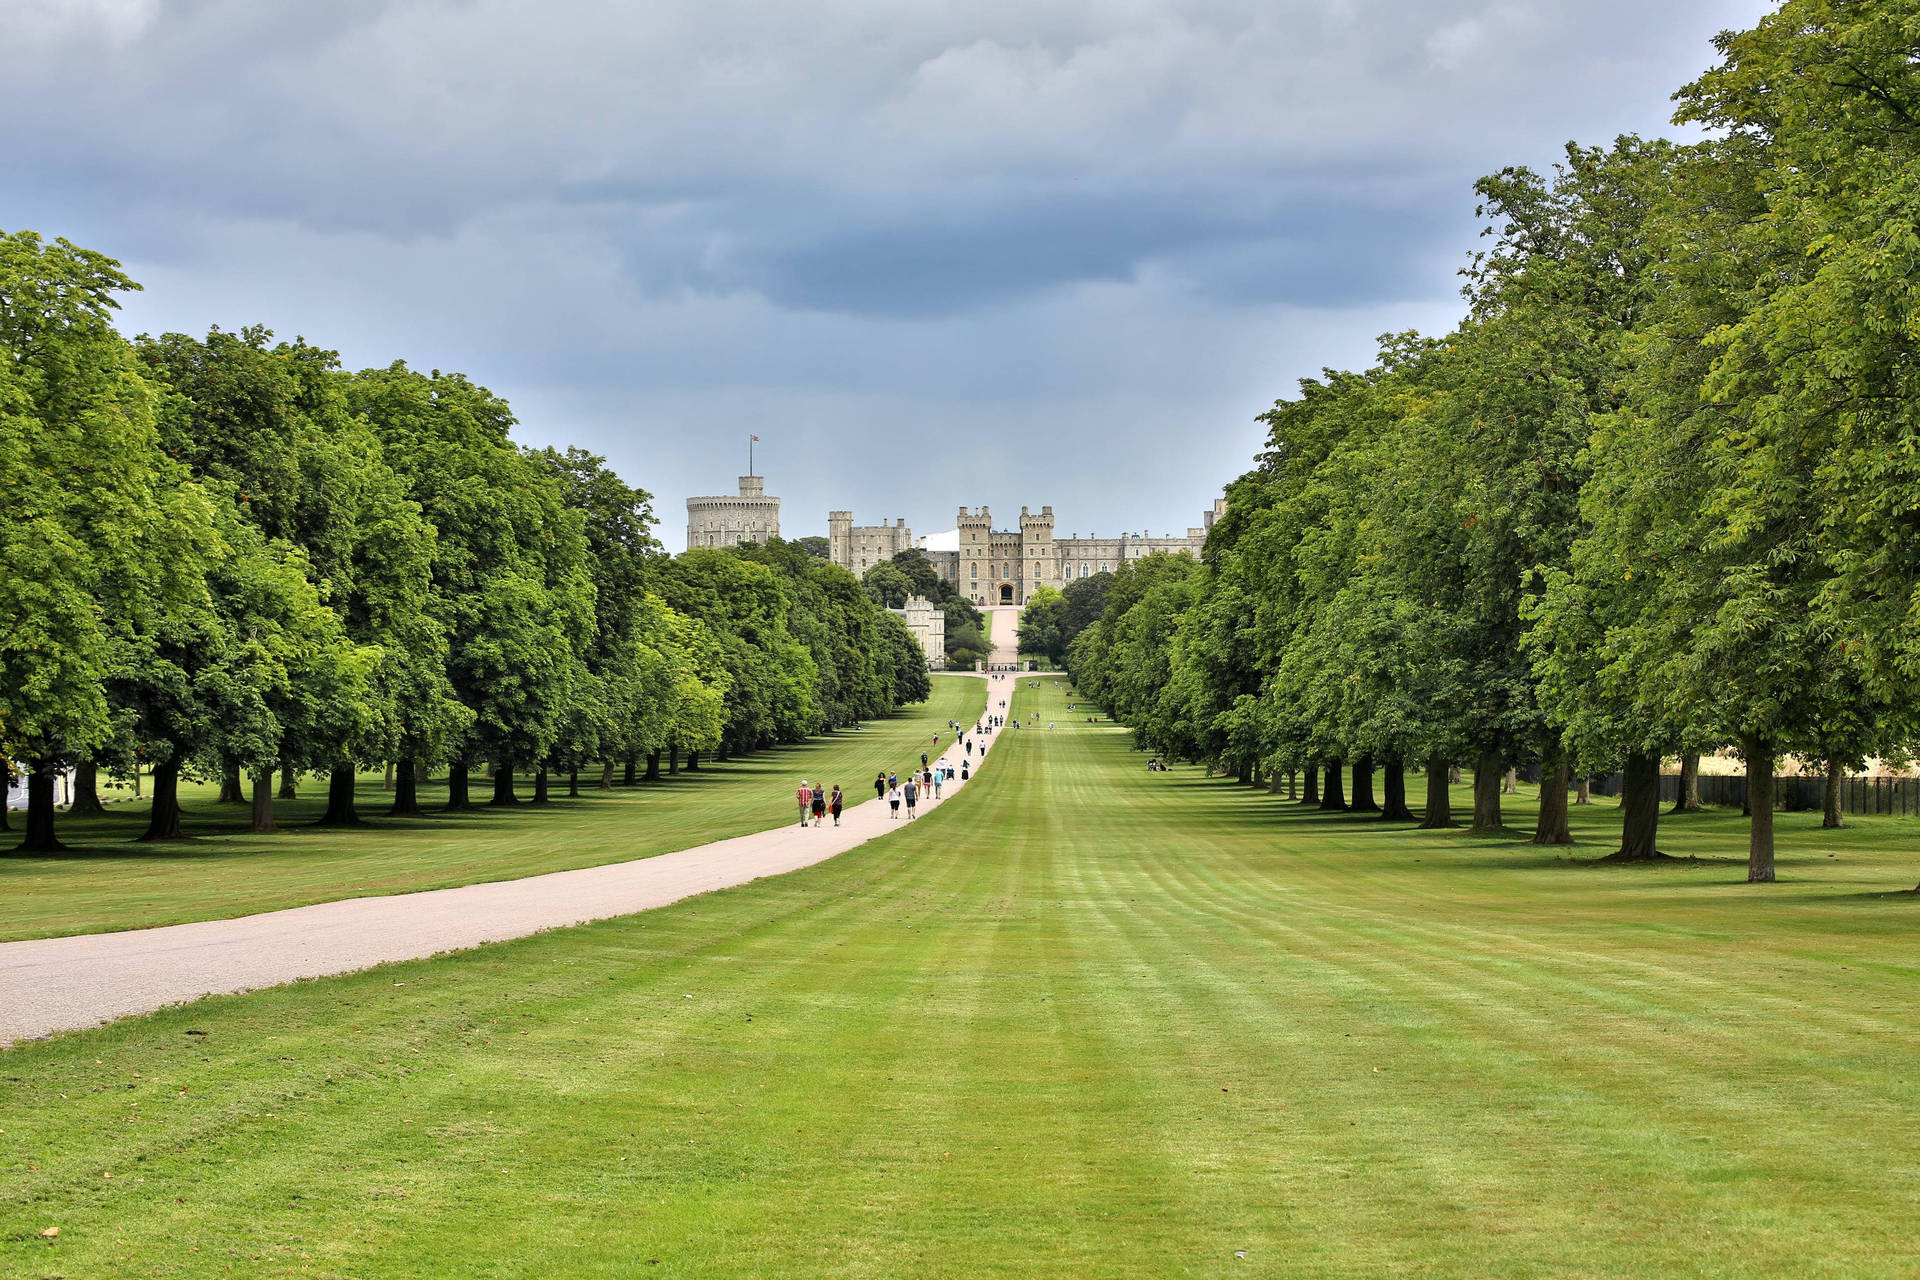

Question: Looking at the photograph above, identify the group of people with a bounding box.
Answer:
[795,720,994,827]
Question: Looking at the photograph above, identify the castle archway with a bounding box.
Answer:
[1000,584,1013,604]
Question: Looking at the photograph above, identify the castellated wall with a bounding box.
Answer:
[829,511,915,575]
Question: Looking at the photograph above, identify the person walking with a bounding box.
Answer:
[961,761,969,782]
[874,772,887,802]
[888,783,902,819]
[811,785,827,827]
[933,769,943,799]
[829,784,843,826]
[796,780,813,827]
[903,777,918,819]
[888,771,898,791]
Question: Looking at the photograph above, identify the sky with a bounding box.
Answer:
[3,0,1776,550]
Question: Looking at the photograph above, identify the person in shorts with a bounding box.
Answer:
[888,783,902,818]
[811,786,826,827]
[903,778,918,819]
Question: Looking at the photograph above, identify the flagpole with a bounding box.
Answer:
[749,434,754,478]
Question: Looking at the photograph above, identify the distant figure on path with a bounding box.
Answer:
[874,772,887,802]
[904,778,919,819]
[796,781,813,827]
[961,761,969,781]
[830,785,843,826]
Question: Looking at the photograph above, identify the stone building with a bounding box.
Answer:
[950,499,1227,606]
[890,595,946,670]
[828,511,915,575]
[822,495,1227,606]
[686,475,781,550]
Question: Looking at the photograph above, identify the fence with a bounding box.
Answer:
[1585,771,1920,815]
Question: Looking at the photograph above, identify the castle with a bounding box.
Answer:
[830,500,1227,607]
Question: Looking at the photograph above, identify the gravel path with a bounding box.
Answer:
[0,676,1006,1046]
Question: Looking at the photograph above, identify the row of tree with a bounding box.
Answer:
[0,233,931,851]
[1067,2,1920,885]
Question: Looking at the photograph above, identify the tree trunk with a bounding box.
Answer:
[1668,752,1700,813]
[1576,775,1590,805]
[1469,748,1504,833]
[18,771,64,852]
[568,769,581,798]
[0,752,11,832]
[1319,760,1347,810]
[1503,767,1519,795]
[1349,756,1379,813]
[669,745,680,775]
[382,760,395,792]
[532,768,550,805]
[1822,758,1844,829]
[219,759,245,805]
[623,756,637,787]
[1419,754,1457,828]
[70,759,106,817]
[133,764,142,797]
[599,761,615,790]
[1302,765,1319,805]
[1381,759,1414,822]
[446,757,472,810]
[1237,761,1253,785]
[687,751,701,772]
[250,767,278,834]
[1447,765,1461,785]
[1267,770,1284,795]
[491,760,518,806]
[717,742,732,763]
[1746,738,1776,883]
[1532,741,1572,845]
[20,766,63,851]
[278,767,298,801]
[1287,771,1297,800]
[140,760,184,841]
[316,762,361,826]
[645,752,661,782]
[390,756,423,817]
[1616,751,1661,859]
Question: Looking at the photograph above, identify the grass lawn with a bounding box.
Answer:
[0,676,985,943]
[3,676,1917,1277]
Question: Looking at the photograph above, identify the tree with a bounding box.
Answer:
[349,363,592,808]
[0,231,194,850]
[862,561,912,610]
[1016,587,1068,666]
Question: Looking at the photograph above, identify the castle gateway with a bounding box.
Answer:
[830,499,1227,607]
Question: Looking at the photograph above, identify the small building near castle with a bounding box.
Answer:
[891,595,946,670]
[687,475,781,550]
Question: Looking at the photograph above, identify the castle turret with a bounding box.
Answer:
[1020,503,1056,595]
[828,510,853,570]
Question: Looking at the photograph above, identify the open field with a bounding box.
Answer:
[3,677,1917,1277]
[0,677,986,943]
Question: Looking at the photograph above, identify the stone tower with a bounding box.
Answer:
[828,510,853,567]
[1019,504,1055,598]
[686,475,781,550]
[958,506,993,604]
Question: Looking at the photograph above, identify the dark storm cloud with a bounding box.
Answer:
[1,0,1777,545]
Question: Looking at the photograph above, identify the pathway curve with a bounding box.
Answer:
[0,675,1008,1046]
